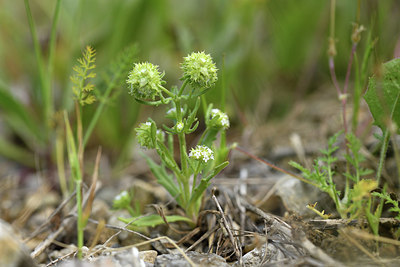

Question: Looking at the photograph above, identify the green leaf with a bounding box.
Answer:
[140,152,181,203]
[0,84,43,143]
[118,214,192,228]
[188,161,229,209]
[365,58,400,131]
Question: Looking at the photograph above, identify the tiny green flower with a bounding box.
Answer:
[210,109,230,129]
[113,190,131,209]
[176,122,184,132]
[135,121,165,149]
[181,52,218,89]
[189,145,214,163]
[127,62,164,100]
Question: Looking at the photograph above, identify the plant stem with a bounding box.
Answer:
[56,129,68,198]
[47,0,62,115]
[327,156,341,214]
[178,132,189,203]
[376,129,390,185]
[173,95,190,203]
[220,54,226,111]
[178,79,189,97]
[76,179,83,259]
[192,161,202,195]
[390,133,400,187]
[24,0,52,129]
[83,78,116,147]
[64,111,84,259]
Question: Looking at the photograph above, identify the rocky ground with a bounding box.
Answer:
[1,87,400,267]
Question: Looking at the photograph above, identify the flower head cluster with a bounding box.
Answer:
[112,190,131,210]
[210,109,230,129]
[189,145,214,163]
[135,121,165,149]
[181,52,218,89]
[127,62,164,100]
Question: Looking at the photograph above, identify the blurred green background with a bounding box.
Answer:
[0,0,399,168]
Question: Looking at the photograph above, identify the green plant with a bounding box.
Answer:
[113,190,141,217]
[290,132,381,231]
[126,52,230,222]
[64,46,98,259]
[372,191,400,221]
[58,45,141,257]
[365,58,400,185]
[372,190,400,237]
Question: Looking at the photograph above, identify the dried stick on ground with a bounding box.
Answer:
[212,190,243,265]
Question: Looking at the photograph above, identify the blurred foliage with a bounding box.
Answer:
[0,0,400,166]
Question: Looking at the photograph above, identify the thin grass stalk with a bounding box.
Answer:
[64,111,84,259]
[352,54,361,132]
[24,0,51,128]
[83,77,116,147]
[47,0,62,116]
[328,0,350,199]
[56,128,68,198]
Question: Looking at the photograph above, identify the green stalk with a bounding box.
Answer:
[24,0,51,128]
[83,79,116,147]
[76,179,83,259]
[56,129,68,198]
[178,132,189,203]
[390,133,400,186]
[352,54,361,132]
[64,112,84,259]
[178,80,189,97]
[47,0,62,112]
[220,54,226,111]
[191,161,202,195]
[327,157,341,215]
[376,129,390,185]
[173,95,190,203]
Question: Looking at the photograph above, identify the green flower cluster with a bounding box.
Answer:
[189,145,214,163]
[210,108,230,129]
[181,52,218,89]
[135,121,165,149]
[127,62,164,100]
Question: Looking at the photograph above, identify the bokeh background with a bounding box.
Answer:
[1,0,400,169]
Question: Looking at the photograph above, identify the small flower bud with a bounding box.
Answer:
[181,52,218,89]
[189,145,214,163]
[113,190,131,209]
[210,109,230,129]
[175,122,184,132]
[127,62,164,100]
